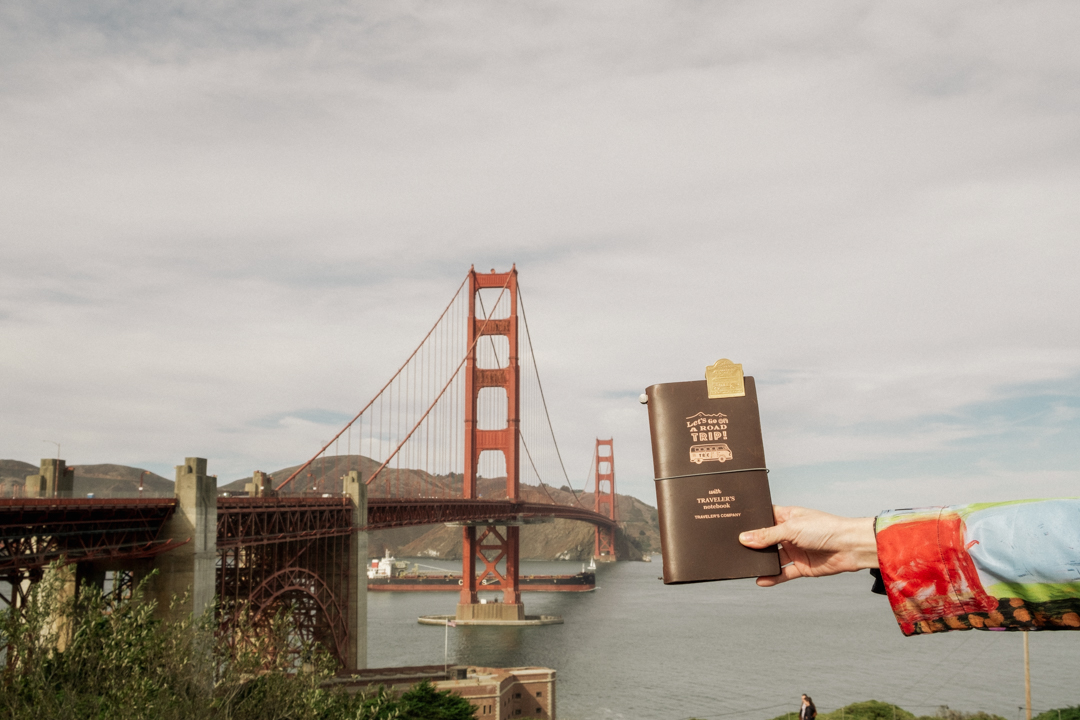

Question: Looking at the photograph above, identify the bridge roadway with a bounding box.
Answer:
[0,495,616,575]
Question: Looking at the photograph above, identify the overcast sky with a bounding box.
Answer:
[2,1,1079,516]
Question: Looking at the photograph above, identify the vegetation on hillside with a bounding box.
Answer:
[1035,707,1080,720]
[761,700,1011,720]
[0,569,475,720]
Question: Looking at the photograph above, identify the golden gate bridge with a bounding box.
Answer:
[0,266,621,669]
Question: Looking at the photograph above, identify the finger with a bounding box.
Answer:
[754,563,804,587]
[777,544,792,566]
[739,524,787,549]
[740,506,810,548]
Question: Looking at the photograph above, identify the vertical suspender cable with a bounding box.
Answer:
[275,274,468,492]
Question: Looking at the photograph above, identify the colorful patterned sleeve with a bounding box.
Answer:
[875,499,1080,636]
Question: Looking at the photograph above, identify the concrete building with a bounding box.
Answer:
[442,666,556,720]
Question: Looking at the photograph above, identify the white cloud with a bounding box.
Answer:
[2,1,1079,511]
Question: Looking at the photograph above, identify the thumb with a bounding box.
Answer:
[739,524,784,549]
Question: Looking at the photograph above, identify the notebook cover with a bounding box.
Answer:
[645,376,780,584]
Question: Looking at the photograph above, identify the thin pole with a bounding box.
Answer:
[444,620,449,672]
[1024,631,1032,720]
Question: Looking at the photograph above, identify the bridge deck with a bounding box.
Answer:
[0,496,615,573]
[0,497,181,573]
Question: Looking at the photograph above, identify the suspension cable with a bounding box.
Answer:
[276,274,470,492]
[518,429,575,506]
[582,450,596,496]
[518,286,588,508]
[364,273,514,487]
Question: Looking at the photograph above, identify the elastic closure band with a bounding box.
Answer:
[654,468,768,481]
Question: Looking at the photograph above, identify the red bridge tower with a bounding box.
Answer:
[594,438,617,561]
[458,266,524,622]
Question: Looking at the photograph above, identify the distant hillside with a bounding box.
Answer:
[0,460,172,497]
[378,483,659,562]
[220,455,417,496]
[225,455,661,562]
[0,459,37,483]
[71,464,173,496]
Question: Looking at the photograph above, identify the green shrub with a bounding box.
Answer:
[769,702,1008,720]
[1034,707,1080,720]
[0,566,475,720]
[913,708,1008,720]
[820,700,917,720]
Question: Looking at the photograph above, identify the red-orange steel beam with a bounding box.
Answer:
[0,498,179,572]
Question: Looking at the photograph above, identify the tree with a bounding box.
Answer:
[398,681,477,720]
[0,565,476,720]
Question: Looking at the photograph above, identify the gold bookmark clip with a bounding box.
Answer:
[706,359,745,399]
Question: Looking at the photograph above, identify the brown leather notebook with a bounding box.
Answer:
[645,376,780,584]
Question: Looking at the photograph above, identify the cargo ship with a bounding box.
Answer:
[367,553,596,592]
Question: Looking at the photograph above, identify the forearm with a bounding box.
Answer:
[876,500,1080,635]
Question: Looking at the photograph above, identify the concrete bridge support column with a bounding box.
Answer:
[244,470,276,497]
[148,458,217,618]
[344,471,368,669]
[25,458,74,499]
[40,561,108,651]
[41,562,77,650]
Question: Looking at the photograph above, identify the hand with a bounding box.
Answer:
[738,505,878,587]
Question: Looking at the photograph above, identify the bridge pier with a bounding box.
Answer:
[455,522,525,622]
[147,457,217,618]
[25,458,74,499]
[344,470,368,669]
[40,562,77,650]
[37,559,121,652]
[244,470,276,497]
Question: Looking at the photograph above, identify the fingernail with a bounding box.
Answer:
[739,532,753,543]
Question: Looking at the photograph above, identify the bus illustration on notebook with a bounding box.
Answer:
[689,443,733,464]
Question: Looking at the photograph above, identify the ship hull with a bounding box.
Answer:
[368,572,595,592]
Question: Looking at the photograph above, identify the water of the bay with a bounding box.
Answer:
[369,558,1079,720]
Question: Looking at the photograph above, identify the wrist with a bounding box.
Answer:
[845,516,878,569]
